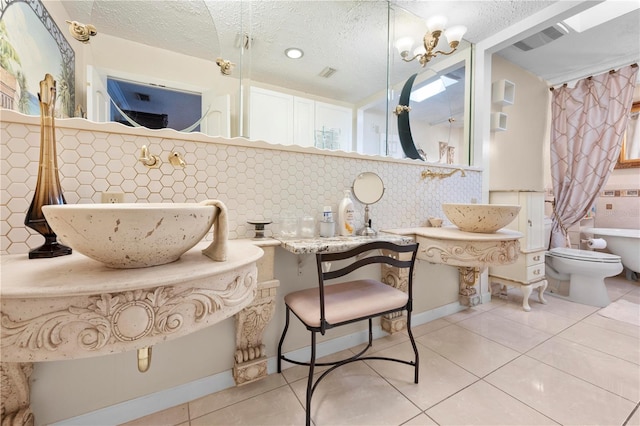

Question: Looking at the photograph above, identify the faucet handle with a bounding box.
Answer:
[169,151,186,168]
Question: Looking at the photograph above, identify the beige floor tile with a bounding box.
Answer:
[280,348,357,383]
[622,281,640,303]
[349,330,409,355]
[456,311,553,353]
[537,294,599,320]
[558,321,640,364]
[623,290,640,304]
[489,301,578,334]
[583,310,640,339]
[486,355,636,425]
[409,318,451,338]
[288,360,421,425]
[426,380,558,425]
[442,306,486,323]
[120,403,188,426]
[401,413,438,425]
[627,406,640,425]
[191,385,305,425]
[528,337,640,402]
[364,341,478,410]
[416,324,520,377]
[189,373,287,419]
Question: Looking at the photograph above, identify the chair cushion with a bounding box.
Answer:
[284,279,408,328]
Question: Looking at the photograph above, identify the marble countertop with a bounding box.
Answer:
[276,232,414,254]
[1,239,264,299]
[384,226,523,241]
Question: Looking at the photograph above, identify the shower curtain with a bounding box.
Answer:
[549,64,638,249]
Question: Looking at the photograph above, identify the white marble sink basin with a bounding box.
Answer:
[442,203,521,233]
[42,202,223,268]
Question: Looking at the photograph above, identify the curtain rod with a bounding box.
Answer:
[549,63,638,91]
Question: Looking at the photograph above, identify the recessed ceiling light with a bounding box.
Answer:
[285,48,304,59]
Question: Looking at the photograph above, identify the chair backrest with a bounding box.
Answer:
[315,241,419,331]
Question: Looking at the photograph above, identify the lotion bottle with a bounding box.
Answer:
[338,190,355,236]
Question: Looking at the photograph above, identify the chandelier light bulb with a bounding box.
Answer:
[444,25,467,46]
[395,37,414,56]
[426,15,447,33]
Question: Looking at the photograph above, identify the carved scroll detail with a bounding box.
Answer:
[1,274,255,354]
[1,363,33,426]
[422,240,519,267]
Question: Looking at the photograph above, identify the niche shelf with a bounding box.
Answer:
[492,79,515,106]
[491,112,508,132]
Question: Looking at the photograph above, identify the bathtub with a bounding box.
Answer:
[583,227,640,275]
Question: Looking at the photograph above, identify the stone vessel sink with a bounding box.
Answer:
[442,203,521,233]
[42,202,222,268]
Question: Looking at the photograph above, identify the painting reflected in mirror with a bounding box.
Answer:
[616,101,640,169]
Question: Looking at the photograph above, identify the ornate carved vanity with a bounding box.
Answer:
[0,240,265,426]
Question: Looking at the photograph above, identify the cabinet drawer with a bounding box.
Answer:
[525,252,545,265]
[526,263,545,281]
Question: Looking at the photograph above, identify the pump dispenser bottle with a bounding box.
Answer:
[338,190,355,236]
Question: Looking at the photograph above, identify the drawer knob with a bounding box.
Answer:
[533,269,541,275]
[533,255,541,261]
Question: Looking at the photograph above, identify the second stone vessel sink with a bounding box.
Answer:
[42,202,224,268]
[442,203,521,233]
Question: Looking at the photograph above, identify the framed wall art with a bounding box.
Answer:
[1,0,75,117]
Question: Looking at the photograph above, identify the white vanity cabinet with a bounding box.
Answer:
[489,191,548,311]
[248,86,352,149]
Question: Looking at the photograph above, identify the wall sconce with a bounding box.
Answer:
[395,16,466,67]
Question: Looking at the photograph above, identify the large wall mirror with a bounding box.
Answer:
[616,101,640,169]
[56,0,472,165]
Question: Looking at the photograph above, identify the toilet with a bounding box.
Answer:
[544,218,623,307]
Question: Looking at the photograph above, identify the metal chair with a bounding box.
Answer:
[277,240,420,425]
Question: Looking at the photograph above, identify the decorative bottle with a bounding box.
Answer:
[24,73,72,258]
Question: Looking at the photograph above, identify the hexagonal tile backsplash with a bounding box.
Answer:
[1,114,481,255]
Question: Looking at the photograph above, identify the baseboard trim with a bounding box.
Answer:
[54,300,466,425]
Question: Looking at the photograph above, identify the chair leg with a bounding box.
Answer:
[306,331,317,426]
[277,306,291,373]
[406,310,419,384]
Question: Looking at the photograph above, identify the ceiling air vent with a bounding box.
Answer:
[135,92,150,102]
[319,67,337,78]
[512,24,568,51]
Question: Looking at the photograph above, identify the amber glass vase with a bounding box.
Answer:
[24,74,72,258]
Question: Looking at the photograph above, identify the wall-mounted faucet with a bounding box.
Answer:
[139,145,160,168]
[421,168,466,180]
[168,151,186,168]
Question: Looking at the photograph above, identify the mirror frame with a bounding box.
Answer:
[615,101,640,169]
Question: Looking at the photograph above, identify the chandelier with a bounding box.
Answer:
[395,16,466,67]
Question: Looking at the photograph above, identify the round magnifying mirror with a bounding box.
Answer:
[353,172,384,205]
[352,172,384,236]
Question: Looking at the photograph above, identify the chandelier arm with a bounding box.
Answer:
[430,48,457,57]
[402,54,423,63]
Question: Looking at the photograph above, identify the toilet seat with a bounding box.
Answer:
[547,247,621,263]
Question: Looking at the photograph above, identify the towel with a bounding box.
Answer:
[200,199,229,261]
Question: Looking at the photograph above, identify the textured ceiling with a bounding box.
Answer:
[61,0,640,113]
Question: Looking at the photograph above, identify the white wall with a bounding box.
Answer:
[489,55,550,191]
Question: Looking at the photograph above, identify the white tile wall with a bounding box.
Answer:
[1,113,481,255]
